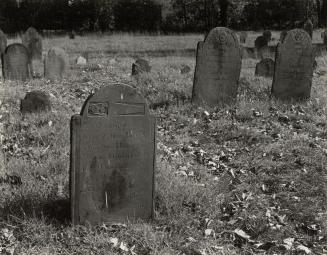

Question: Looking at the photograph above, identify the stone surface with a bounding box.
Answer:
[70,83,155,225]
[272,29,314,100]
[0,29,7,55]
[2,43,31,81]
[303,19,313,39]
[192,27,241,107]
[263,30,272,41]
[255,58,275,77]
[76,56,87,65]
[280,30,288,42]
[20,90,51,114]
[22,27,42,60]
[132,58,151,75]
[44,47,69,80]
[239,31,247,44]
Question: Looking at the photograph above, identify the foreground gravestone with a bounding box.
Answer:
[44,47,69,80]
[2,43,31,81]
[132,58,151,75]
[0,29,7,55]
[22,27,42,60]
[71,84,155,225]
[272,29,314,100]
[192,27,241,107]
[20,91,51,114]
[255,58,275,77]
[303,19,313,39]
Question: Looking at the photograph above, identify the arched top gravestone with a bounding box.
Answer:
[22,27,42,60]
[272,29,314,100]
[0,29,7,54]
[44,47,69,81]
[71,84,155,225]
[192,27,241,107]
[2,43,31,81]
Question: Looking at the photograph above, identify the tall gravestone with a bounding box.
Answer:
[2,43,31,81]
[22,27,42,60]
[0,29,7,55]
[272,29,314,100]
[71,84,155,225]
[44,47,69,81]
[192,27,241,107]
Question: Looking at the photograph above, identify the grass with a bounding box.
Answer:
[0,31,327,254]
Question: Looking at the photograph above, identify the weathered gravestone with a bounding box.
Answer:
[44,47,69,80]
[70,84,155,225]
[2,43,31,81]
[132,58,151,75]
[255,58,275,77]
[0,29,7,55]
[272,29,314,100]
[192,27,241,107]
[303,19,313,39]
[280,30,288,42]
[20,90,51,114]
[22,27,42,60]
[321,29,327,44]
[263,30,272,42]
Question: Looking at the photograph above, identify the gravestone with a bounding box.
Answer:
[280,30,288,42]
[272,29,314,100]
[20,90,51,114]
[255,36,268,49]
[192,27,241,107]
[255,58,275,77]
[132,58,151,75]
[22,27,42,60]
[2,43,31,81]
[70,84,155,225]
[0,29,7,55]
[44,47,69,80]
[303,19,313,39]
[321,29,327,44]
[76,56,87,65]
[263,30,272,41]
[239,31,247,44]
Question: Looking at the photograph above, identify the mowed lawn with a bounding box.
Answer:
[0,32,327,254]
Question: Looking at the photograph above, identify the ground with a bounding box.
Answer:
[0,30,327,254]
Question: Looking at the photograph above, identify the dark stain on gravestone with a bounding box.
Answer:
[2,43,31,81]
[192,27,241,107]
[272,29,314,100]
[71,84,155,225]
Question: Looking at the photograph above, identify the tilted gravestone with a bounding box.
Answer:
[70,84,155,225]
[303,19,313,39]
[192,27,241,107]
[2,43,31,81]
[132,58,151,75]
[22,27,42,60]
[272,29,314,100]
[0,29,7,55]
[255,58,275,77]
[20,90,51,114]
[44,47,69,81]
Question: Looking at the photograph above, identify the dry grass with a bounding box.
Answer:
[0,32,327,254]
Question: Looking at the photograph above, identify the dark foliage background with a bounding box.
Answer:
[0,0,326,34]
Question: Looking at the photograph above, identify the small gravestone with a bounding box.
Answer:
[263,30,272,41]
[70,83,155,225]
[22,27,42,60]
[20,91,51,114]
[280,30,288,42]
[2,43,31,81]
[303,19,313,39]
[272,29,314,100]
[76,56,87,66]
[321,29,327,44]
[255,35,268,49]
[255,58,275,77]
[180,64,191,74]
[192,27,241,107]
[132,58,151,75]
[239,31,247,44]
[44,47,69,80]
[0,29,7,55]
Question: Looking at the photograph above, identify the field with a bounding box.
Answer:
[1,31,327,254]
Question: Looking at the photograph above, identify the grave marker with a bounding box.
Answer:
[22,27,42,60]
[272,29,314,100]
[2,43,31,81]
[20,90,51,114]
[255,58,275,77]
[192,27,241,107]
[44,47,69,81]
[132,58,151,75]
[70,84,155,225]
[0,29,7,55]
